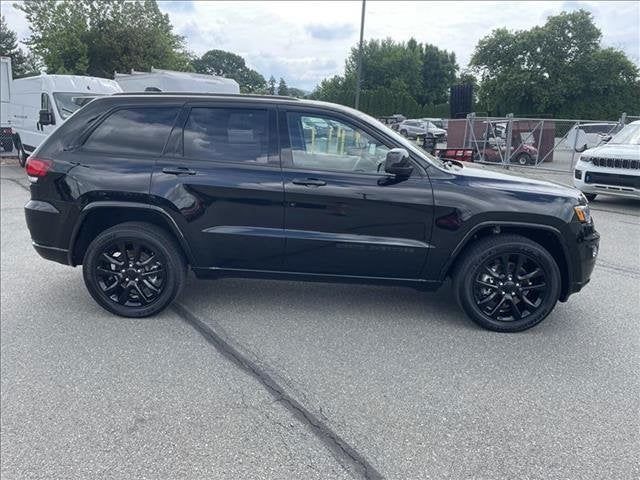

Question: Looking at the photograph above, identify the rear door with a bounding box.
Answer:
[280,107,434,278]
[150,101,284,270]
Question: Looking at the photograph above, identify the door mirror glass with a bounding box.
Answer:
[39,109,54,126]
[384,148,413,177]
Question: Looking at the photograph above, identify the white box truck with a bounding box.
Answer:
[115,68,240,94]
[1,56,14,154]
[10,73,122,165]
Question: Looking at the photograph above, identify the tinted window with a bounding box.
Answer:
[183,107,269,164]
[84,107,179,156]
[286,112,389,174]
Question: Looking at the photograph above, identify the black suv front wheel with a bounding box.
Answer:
[83,222,186,317]
[454,234,561,332]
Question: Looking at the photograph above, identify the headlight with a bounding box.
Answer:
[574,204,591,223]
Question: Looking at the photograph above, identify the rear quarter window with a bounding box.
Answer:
[83,107,180,156]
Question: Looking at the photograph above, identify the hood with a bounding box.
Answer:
[581,143,640,160]
[452,163,583,202]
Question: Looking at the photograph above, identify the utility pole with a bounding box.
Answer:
[354,0,366,110]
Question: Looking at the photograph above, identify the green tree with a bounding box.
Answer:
[470,9,639,118]
[192,49,266,93]
[277,77,288,96]
[286,87,306,98]
[267,75,276,95]
[0,14,40,77]
[420,44,458,105]
[15,0,191,77]
[345,38,423,99]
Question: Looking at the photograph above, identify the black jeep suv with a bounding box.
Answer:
[24,93,599,332]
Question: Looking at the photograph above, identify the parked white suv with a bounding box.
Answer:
[574,120,640,201]
[398,119,447,141]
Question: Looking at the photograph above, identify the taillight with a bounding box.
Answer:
[25,157,53,178]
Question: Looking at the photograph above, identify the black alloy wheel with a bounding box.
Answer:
[454,234,561,332]
[83,222,186,317]
[95,240,166,308]
[473,252,547,322]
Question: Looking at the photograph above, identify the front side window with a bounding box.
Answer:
[286,112,389,174]
[84,107,179,156]
[54,93,105,120]
[183,107,269,164]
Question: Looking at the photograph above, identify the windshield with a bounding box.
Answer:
[53,92,106,119]
[609,123,640,145]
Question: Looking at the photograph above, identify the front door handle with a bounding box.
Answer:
[291,178,326,187]
[162,166,196,175]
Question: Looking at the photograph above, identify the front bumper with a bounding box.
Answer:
[574,161,640,199]
[562,222,600,301]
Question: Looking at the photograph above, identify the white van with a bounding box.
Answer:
[115,68,240,94]
[10,73,122,165]
[1,56,14,153]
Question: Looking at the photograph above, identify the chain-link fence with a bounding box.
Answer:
[436,112,635,172]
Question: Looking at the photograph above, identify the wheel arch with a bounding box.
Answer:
[69,202,196,267]
[443,221,572,301]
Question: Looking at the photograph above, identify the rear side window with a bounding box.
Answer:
[84,107,179,156]
[183,107,269,164]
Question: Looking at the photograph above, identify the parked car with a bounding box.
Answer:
[378,114,406,131]
[399,119,447,141]
[565,122,622,152]
[9,73,122,166]
[25,93,598,332]
[573,120,640,201]
[421,117,447,130]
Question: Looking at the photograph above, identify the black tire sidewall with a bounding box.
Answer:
[457,239,561,332]
[82,226,184,317]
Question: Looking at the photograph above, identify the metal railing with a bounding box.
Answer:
[438,112,635,172]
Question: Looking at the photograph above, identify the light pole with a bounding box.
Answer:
[354,0,366,110]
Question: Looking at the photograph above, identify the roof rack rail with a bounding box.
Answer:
[112,91,301,101]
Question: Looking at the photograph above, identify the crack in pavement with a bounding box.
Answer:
[1,176,30,192]
[172,302,384,480]
[596,260,640,279]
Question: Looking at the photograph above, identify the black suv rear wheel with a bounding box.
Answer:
[82,222,186,317]
[454,234,561,332]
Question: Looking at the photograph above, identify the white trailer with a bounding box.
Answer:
[114,68,240,94]
[9,73,122,164]
[1,56,14,153]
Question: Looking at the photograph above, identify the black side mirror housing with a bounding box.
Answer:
[384,148,413,177]
[39,109,55,126]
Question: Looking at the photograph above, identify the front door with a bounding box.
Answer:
[280,109,434,279]
[151,103,285,271]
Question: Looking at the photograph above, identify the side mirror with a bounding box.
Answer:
[39,109,54,126]
[384,148,413,177]
[601,134,612,143]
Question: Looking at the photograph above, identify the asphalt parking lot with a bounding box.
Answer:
[1,162,639,479]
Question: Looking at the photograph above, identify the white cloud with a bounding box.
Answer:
[3,1,639,90]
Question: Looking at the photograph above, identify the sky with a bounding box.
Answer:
[2,1,639,91]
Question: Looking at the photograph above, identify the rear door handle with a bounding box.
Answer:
[162,166,196,175]
[291,178,326,187]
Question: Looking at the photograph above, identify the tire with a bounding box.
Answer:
[513,153,532,166]
[583,193,597,202]
[453,234,561,332]
[400,129,408,137]
[82,222,186,317]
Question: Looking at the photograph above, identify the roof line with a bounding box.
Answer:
[112,92,301,101]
